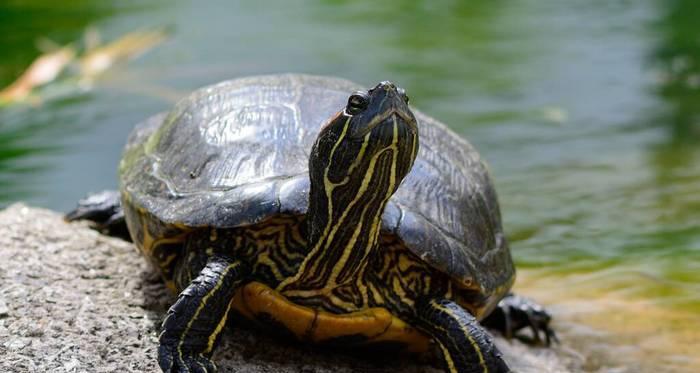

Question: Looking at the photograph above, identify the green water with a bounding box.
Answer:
[1,1,698,371]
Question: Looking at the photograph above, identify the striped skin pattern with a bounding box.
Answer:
[173,216,308,291]
[416,299,510,373]
[278,97,419,313]
[121,197,188,291]
[364,236,451,318]
[176,220,453,319]
[159,258,249,373]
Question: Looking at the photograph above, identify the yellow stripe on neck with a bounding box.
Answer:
[279,120,401,309]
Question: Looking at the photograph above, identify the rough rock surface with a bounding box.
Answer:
[0,204,575,373]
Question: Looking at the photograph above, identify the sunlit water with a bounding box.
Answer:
[1,1,698,372]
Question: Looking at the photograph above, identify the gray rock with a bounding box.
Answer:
[0,298,8,317]
[0,204,577,373]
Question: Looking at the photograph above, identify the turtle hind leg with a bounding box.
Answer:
[159,255,250,373]
[416,298,510,373]
[65,190,130,241]
[482,293,558,346]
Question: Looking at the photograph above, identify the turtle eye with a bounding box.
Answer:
[346,92,369,115]
[398,88,409,104]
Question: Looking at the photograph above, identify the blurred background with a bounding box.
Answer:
[0,1,698,372]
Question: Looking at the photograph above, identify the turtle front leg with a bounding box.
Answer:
[416,299,510,373]
[481,293,558,346]
[64,190,130,241]
[159,256,250,373]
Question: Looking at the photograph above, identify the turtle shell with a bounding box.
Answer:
[119,74,514,297]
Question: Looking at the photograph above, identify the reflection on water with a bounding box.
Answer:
[0,114,52,202]
[517,269,700,373]
[1,0,699,372]
[0,97,87,204]
[653,0,700,145]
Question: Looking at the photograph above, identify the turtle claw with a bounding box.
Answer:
[158,344,217,373]
[483,293,558,346]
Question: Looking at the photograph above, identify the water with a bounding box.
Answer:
[1,1,698,371]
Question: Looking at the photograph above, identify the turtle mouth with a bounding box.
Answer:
[351,108,416,139]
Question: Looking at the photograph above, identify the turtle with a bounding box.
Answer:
[66,74,555,373]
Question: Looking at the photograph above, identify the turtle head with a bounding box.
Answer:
[280,82,419,300]
[310,81,419,196]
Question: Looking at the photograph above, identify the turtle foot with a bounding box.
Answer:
[65,190,130,240]
[483,293,558,346]
[158,344,217,373]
